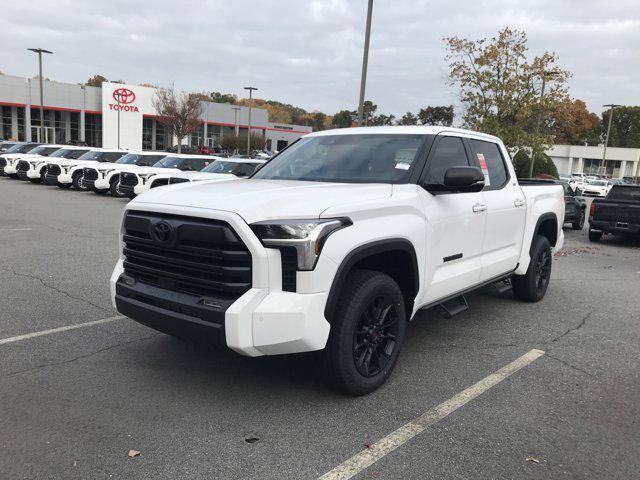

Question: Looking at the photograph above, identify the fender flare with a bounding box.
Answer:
[530,212,558,253]
[323,239,419,321]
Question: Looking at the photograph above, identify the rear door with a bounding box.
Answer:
[417,134,487,304]
[468,139,526,280]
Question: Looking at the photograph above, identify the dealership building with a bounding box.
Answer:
[0,74,311,151]
[546,144,640,178]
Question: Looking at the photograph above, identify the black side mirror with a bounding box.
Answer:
[424,166,485,193]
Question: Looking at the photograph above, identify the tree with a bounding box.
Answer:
[209,91,238,104]
[332,110,355,128]
[417,106,454,126]
[444,27,570,154]
[362,100,377,125]
[552,99,600,145]
[370,114,396,126]
[85,75,108,87]
[512,150,558,178]
[600,106,640,148]
[153,86,203,154]
[398,112,418,125]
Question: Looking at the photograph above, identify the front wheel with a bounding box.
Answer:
[572,209,585,230]
[72,172,88,190]
[109,177,125,197]
[322,269,406,395]
[512,235,552,302]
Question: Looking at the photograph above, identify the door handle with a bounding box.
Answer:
[472,203,487,213]
[514,199,526,207]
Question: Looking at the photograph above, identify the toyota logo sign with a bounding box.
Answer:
[113,88,136,104]
[153,221,173,243]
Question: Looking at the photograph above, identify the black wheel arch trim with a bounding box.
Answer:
[324,239,419,322]
[530,212,558,253]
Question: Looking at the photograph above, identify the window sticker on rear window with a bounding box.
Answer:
[477,153,490,186]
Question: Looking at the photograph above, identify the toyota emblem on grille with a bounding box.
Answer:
[153,221,173,243]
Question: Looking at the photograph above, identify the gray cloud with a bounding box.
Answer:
[1,0,638,121]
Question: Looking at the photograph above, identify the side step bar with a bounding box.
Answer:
[435,295,469,319]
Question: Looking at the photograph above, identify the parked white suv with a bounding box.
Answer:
[45,148,127,190]
[82,151,170,196]
[43,146,94,186]
[0,143,43,177]
[167,158,266,185]
[111,126,564,394]
[14,145,67,182]
[117,155,214,197]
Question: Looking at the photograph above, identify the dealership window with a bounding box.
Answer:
[188,123,205,147]
[206,124,222,147]
[1,107,12,139]
[155,121,166,151]
[69,112,79,143]
[85,113,102,147]
[16,107,25,141]
[142,118,153,150]
[54,111,65,144]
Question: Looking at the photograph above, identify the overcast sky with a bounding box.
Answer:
[1,0,638,121]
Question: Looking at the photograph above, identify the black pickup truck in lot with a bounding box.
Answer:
[589,185,640,242]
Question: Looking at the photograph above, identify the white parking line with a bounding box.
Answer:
[0,228,33,232]
[319,349,545,480]
[0,315,125,346]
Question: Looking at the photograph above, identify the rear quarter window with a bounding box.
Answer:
[469,139,509,190]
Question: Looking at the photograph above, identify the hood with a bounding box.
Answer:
[5,154,45,164]
[48,159,100,167]
[132,179,392,224]
[94,162,139,172]
[172,172,237,181]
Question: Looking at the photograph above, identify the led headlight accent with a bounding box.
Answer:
[250,218,351,271]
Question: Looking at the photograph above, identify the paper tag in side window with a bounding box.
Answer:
[477,153,490,186]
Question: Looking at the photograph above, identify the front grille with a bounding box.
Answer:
[47,164,61,176]
[122,210,252,300]
[120,172,139,186]
[169,177,190,185]
[0,157,7,167]
[83,167,99,181]
[280,247,298,292]
[17,160,30,172]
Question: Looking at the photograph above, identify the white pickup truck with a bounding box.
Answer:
[111,126,564,395]
[45,148,128,190]
[0,142,43,177]
[82,151,171,196]
[167,158,267,185]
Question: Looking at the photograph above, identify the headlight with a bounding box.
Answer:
[250,218,351,270]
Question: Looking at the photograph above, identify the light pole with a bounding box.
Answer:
[27,48,53,143]
[529,69,560,178]
[244,86,258,154]
[600,104,621,175]
[357,0,374,127]
[232,107,241,136]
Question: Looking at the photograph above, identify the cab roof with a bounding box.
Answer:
[306,125,502,143]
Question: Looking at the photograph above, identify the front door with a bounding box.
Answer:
[417,135,487,305]
[468,138,526,281]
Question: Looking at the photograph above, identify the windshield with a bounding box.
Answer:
[116,154,167,166]
[252,134,424,183]
[77,150,105,161]
[152,157,187,168]
[49,149,90,159]
[49,149,74,158]
[5,143,38,154]
[0,142,17,150]
[589,181,606,186]
[26,146,58,156]
[202,161,253,174]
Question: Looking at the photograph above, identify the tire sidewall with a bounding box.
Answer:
[528,236,551,301]
[327,271,406,395]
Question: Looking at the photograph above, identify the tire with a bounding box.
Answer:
[109,177,125,197]
[512,235,552,303]
[72,172,87,190]
[40,168,46,183]
[588,229,603,242]
[93,187,108,195]
[572,209,585,230]
[322,269,407,395]
[57,182,72,189]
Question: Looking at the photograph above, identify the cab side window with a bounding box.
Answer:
[422,136,470,185]
[469,139,509,190]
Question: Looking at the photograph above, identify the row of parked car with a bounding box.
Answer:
[559,172,637,197]
[0,141,267,198]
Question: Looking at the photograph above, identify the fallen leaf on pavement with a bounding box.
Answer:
[525,456,540,464]
[363,442,373,449]
[128,450,141,458]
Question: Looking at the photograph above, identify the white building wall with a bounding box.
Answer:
[547,144,640,178]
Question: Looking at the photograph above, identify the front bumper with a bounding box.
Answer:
[110,206,332,356]
[93,177,111,190]
[26,168,42,179]
[134,183,150,195]
[57,173,72,185]
[4,164,17,175]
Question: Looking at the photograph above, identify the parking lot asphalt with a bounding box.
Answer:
[1,177,639,480]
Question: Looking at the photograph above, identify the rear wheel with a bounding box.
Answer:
[512,235,552,302]
[572,209,585,230]
[322,269,406,395]
[588,229,603,242]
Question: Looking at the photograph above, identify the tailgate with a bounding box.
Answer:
[593,200,640,223]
